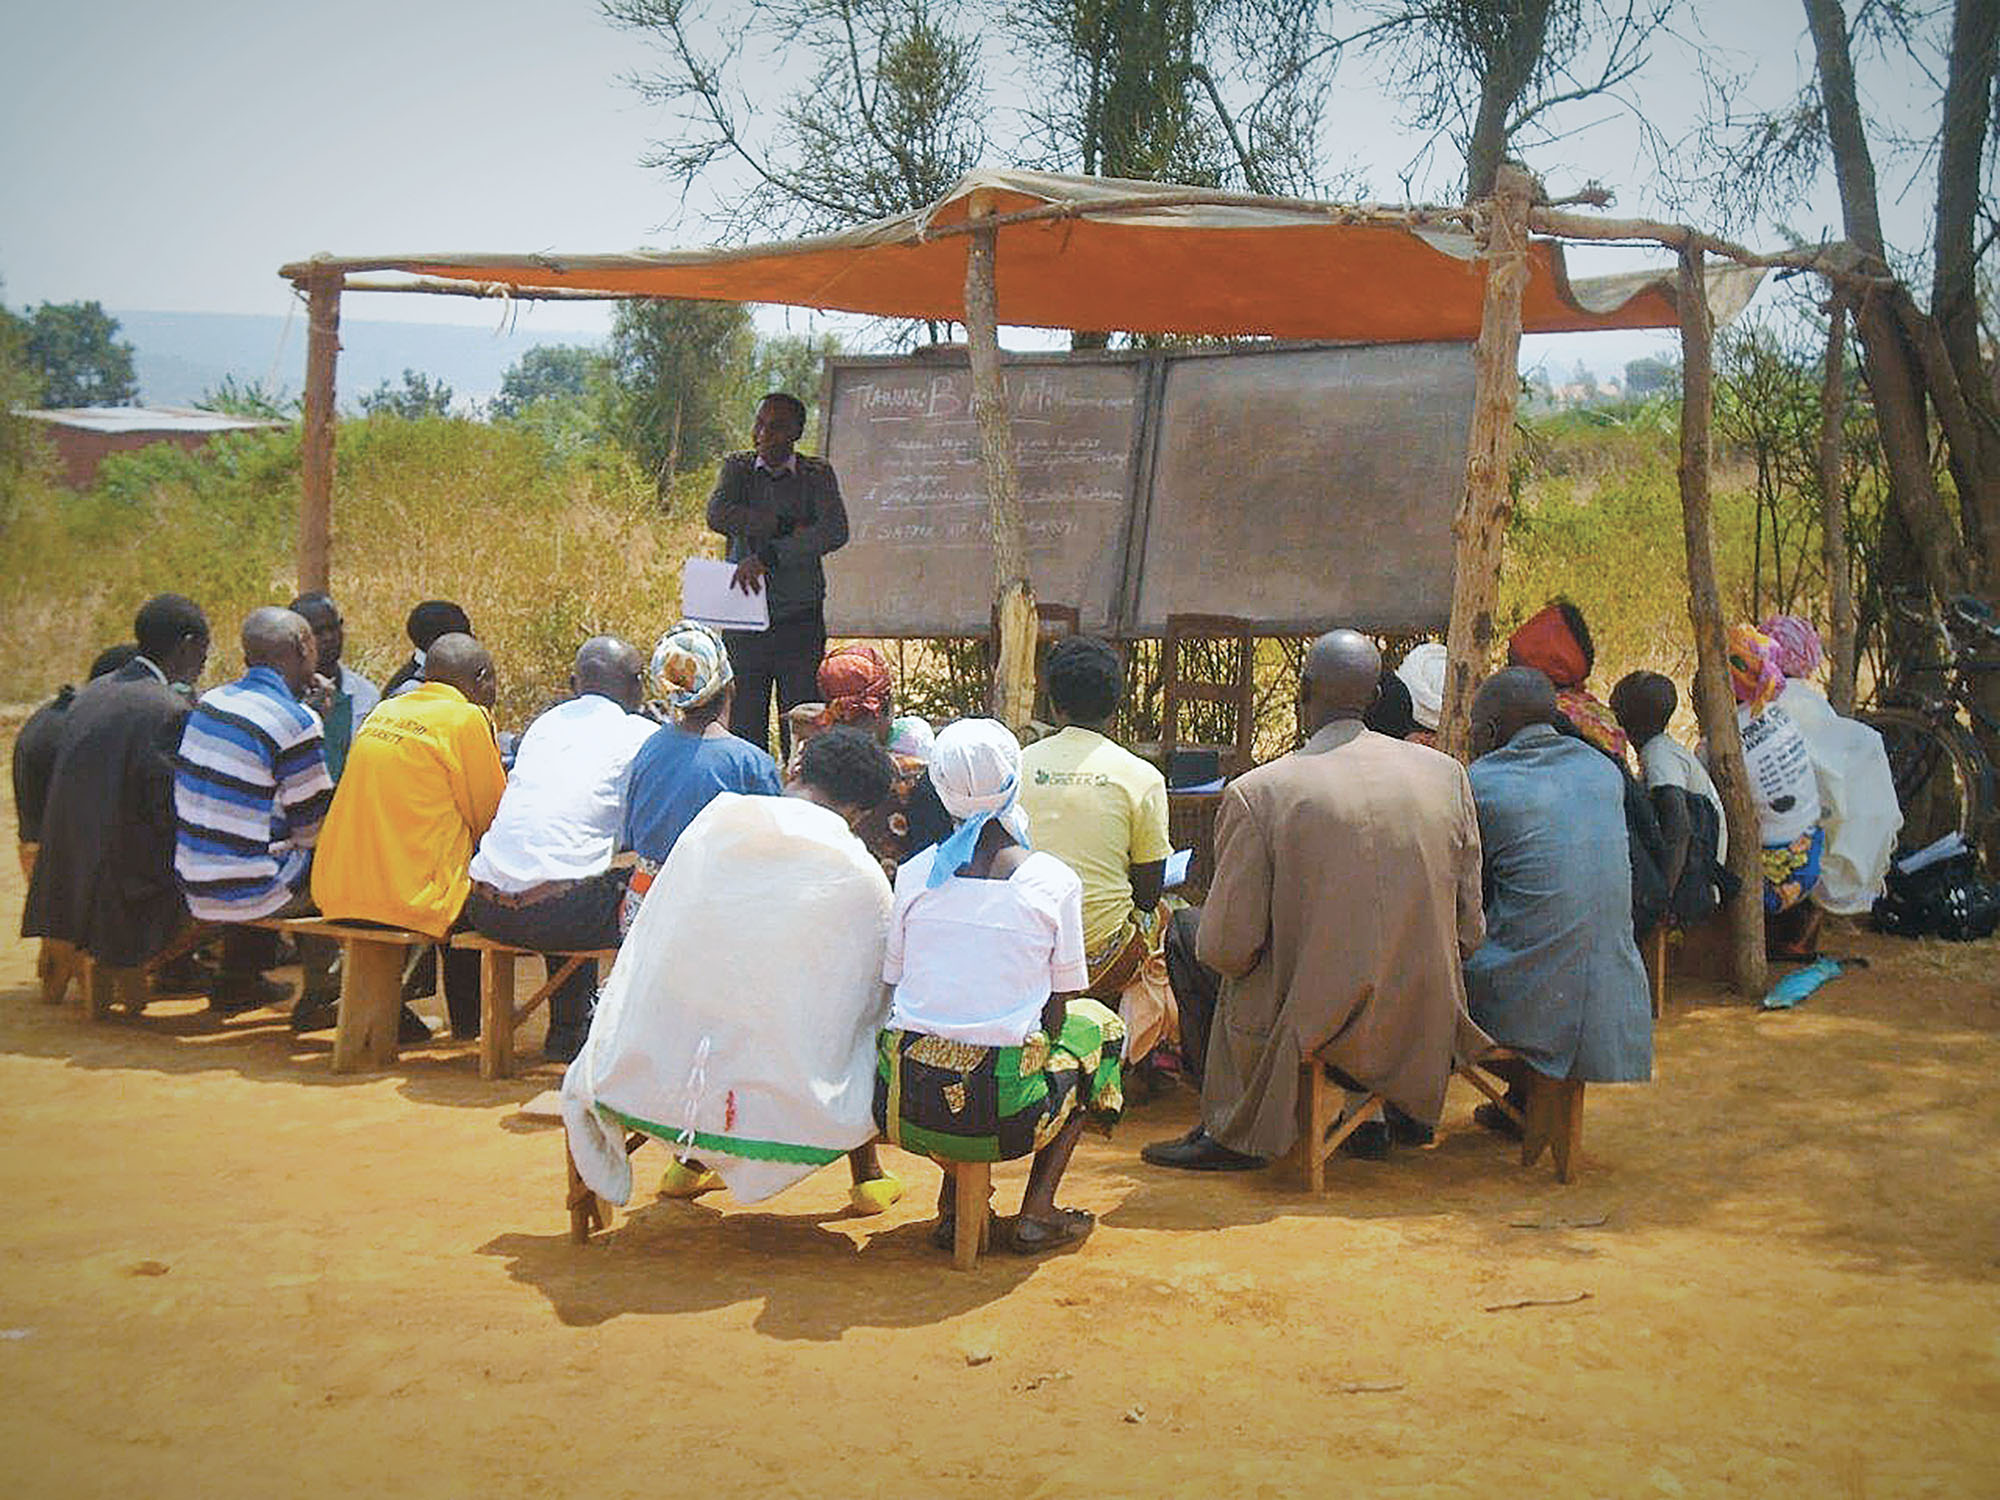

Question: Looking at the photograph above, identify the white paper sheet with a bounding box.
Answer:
[681,556,769,632]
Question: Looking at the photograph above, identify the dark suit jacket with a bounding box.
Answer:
[705,451,848,623]
[21,659,192,965]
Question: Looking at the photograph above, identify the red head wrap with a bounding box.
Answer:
[816,644,894,724]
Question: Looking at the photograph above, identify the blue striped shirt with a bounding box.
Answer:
[174,665,334,921]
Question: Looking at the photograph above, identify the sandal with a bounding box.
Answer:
[928,1209,995,1252]
[1006,1207,1094,1255]
[660,1160,723,1199]
[848,1174,905,1216]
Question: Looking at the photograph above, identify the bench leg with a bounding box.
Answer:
[479,950,517,1081]
[952,1162,991,1270]
[332,937,407,1073]
[1301,1064,1334,1193]
[38,940,79,1005]
[1521,1074,1585,1180]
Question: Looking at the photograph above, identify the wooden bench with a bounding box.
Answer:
[275,917,431,1072]
[448,933,619,1081]
[74,918,285,1021]
[1295,1045,1585,1188]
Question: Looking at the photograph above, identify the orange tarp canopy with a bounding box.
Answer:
[284,170,1764,341]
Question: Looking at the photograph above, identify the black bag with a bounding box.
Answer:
[1622,769,1671,941]
[1871,851,2000,941]
[1667,791,1732,926]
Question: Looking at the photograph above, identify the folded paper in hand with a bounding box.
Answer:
[681,557,769,633]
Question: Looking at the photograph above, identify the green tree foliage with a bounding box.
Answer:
[0,292,51,521]
[358,368,455,419]
[1623,356,1676,399]
[606,300,755,493]
[196,375,298,420]
[17,300,138,408]
[491,344,606,419]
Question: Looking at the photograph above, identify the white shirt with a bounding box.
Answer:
[1638,732,1728,862]
[468,694,656,891]
[338,663,381,725]
[883,846,1089,1047]
[1736,701,1822,845]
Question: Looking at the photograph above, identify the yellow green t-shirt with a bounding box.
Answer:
[1018,726,1171,952]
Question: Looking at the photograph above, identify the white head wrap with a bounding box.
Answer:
[886,714,936,763]
[926,718,1031,885]
[1396,642,1448,731]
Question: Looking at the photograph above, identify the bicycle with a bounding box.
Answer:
[1860,592,2000,856]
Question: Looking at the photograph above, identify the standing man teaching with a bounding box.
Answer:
[707,391,849,757]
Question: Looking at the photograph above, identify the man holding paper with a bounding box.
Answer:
[705,391,849,757]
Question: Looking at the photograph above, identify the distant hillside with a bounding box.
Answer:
[111,308,607,411]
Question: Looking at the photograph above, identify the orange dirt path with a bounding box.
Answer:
[2,791,1997,1496]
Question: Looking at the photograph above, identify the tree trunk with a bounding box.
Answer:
[1463,0,1553,200]
[1803,0,1978,603]
[963,191,1037,730]
[1931,0,1999,505]
[1440,164,1534,760]
[298,273,342,594]
[1678,246,1767,995]
[1820,298,1858,712]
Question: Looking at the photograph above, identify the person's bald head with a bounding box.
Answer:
[1471,666,1560,757]
[423,632,497,708]
[571,635,645,713]
[1299,628,1382,736]
[242,606,317,696]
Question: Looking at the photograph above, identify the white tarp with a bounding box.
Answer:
[1778,682,1904,915]
[562,793,893,1205]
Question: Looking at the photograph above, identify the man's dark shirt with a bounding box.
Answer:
[705,451,849,624]
[12,685,75,845]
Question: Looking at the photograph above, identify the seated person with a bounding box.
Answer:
[15,643,137,876]
[381,599,471,701]
[312,634,505,1041]
[621,621,782,929]
[1610,669,1730,926]
[1761,614,1900,917]
[563,727,905,1215]
[1018,636,1175,1062]
[1508,600,1628,764]
[173,607,340,1021]
[876,719,1124,1255]
[1146,631,1486,1171]
[1724,624,1828,956]
[1363,668,1419,739]
[289,591,380,781]
[25,595,211,990]
[465,637,654,1063]
[794,643,951,882]
[1393,641,1446,748]
[1464,668,1652,1130]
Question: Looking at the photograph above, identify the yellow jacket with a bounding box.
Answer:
[311,684,506,938]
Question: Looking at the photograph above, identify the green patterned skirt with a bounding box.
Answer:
[874,998,1126,1163]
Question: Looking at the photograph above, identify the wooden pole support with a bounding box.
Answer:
[1440,164,1535,760]
[331,936,407,1073]
[299,272,342,595]
[478,949,517,1081]
[1819,297,1858,714]
[1677,245,1767,996]
[962,190,1038,732]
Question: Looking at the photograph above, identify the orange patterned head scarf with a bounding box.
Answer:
[1728,624,1784,709]
[816,644,894,725]
[1507,603,1590,689]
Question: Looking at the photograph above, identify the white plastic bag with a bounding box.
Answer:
[1777,681,1903,915]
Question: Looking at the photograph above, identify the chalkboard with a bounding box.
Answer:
[821,341,1473,637]
[1129,342,1474,634]
[823,354,1144,636]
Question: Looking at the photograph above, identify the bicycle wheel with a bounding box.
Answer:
[1861,707,1984,853]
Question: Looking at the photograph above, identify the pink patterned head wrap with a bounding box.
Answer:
[1760,614,1824,680]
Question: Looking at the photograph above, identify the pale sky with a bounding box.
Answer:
[0,0,1957,370]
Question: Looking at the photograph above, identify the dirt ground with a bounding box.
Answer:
[2,790,1998,1498]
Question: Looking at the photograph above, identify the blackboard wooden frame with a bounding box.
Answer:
[820,340,1472,640]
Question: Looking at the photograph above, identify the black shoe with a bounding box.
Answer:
[398,1005,436,1045]
[156,956,218,995]
[1473,1101,1524,1140]
[208,974,292,1014]
[290,993,339,1033]
[1386,1109,1435,1148]
[1140,1126,1267,1172]
[1335,1119,1392,1160]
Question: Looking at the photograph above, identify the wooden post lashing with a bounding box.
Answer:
[1677,246,1767,995]
[962,190,1037,732]
[1819,296,1857,714]
[299,271,342,595]
[1440,164,1535,760]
